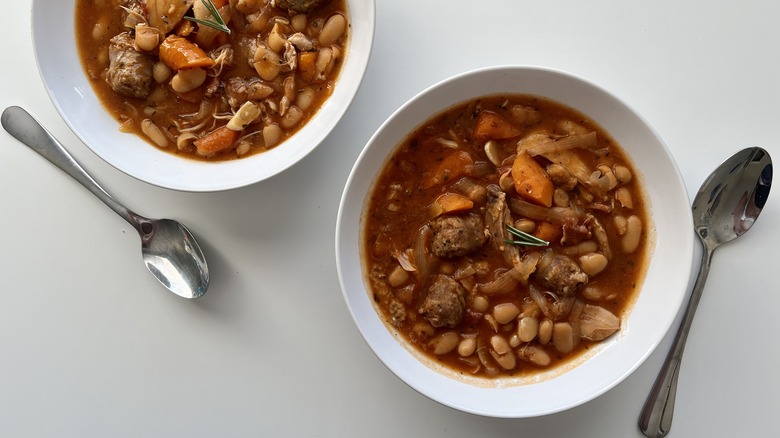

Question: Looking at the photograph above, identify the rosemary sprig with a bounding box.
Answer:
[505,224,549,247]
[185,0,231,34]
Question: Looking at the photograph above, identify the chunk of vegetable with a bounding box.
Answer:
[472,111,522,141]
[159,35,215,70]
[429,193,474,218]
[422,151,474,189]
[534,221,561,243]
[195,126,240,156]
[511,150,555,207]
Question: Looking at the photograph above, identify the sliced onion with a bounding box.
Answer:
[413,224,436,281]
[508,198,579,224]
[525,132,598,156]
[529,284,553,319]
[392,249,417,272]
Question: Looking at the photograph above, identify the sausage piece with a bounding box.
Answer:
[536,254,588,296]
[430,214,486,259]
[419,275,466,328]
[105,32,153,98]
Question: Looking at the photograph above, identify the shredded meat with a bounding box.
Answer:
[430,214,486,259]
[561,217,591,246]
[105,32,152,99]
[419,275,466,328]
[485,185,521,267]
[224,77,275,109]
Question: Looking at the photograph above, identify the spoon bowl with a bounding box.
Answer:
[1,106,209,299]
[639,147,772,437]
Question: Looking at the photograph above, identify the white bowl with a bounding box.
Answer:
[335,66,694,417]
[31,0,375,192]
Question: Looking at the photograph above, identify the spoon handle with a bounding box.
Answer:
[1,106,136,225]
[639,243,714,438]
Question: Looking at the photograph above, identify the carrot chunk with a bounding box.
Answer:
[429,193,474,218]
[422,151,474,189]
[511,150,554,207]
[159,35,215,70]
[534,221,562,243]
[472,111,522,141]
[195,126,240,156]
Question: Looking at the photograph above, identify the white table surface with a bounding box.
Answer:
[2,1,778,436]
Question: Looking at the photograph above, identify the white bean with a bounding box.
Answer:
[458,337,476,357]
[614,165,632,184]
[490,349,517,371]
[140,119,168,148]
[318,14,347,45]
[622,215,642,253]
[518,345,551,367]
[430,331,459,355]
[517,316,539,342]
[514,218,536,233]
[489,336,516,370]
[134,23,160,51]
[560,240,598,257]
[387,265,409,287]
[291,14,307,32]
[171,68,207,93]
[262,124,283,148]
[538,319,553,344]
[227,102,261,131]
[581,285,616,301]
[281,105,303,129]
[552,322,575,353]
[314,47,335,80]
[254,45,281,81]
[152,62,172,84]
[235,141,251,156]
[295,87,315,110]
[579,252,608,277]
[471,295,489,313]
[493,303,520,324]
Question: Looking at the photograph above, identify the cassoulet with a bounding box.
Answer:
[75,0,348,160]
[364,94,651,378]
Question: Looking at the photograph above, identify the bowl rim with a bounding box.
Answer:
[335,64,694,417]
[31,0,376,192]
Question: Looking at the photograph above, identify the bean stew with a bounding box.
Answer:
[363,94,652,378]
[75,0,349,160]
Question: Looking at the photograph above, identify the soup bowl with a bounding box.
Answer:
[335,65,694,417]
[31,0,375,192]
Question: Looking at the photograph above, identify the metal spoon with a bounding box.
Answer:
[1,106,209,299]
[639,147,772,437]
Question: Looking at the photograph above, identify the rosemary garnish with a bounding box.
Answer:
[505,224,549,247]
[185,0,231,34]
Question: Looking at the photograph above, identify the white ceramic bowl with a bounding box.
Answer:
[31,0,375,192]
[336,66,694,417]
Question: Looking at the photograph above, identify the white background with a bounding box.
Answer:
[1,1,778,436]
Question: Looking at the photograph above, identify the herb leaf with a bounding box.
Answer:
[505,224,549,247]
[185,0,231,34]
